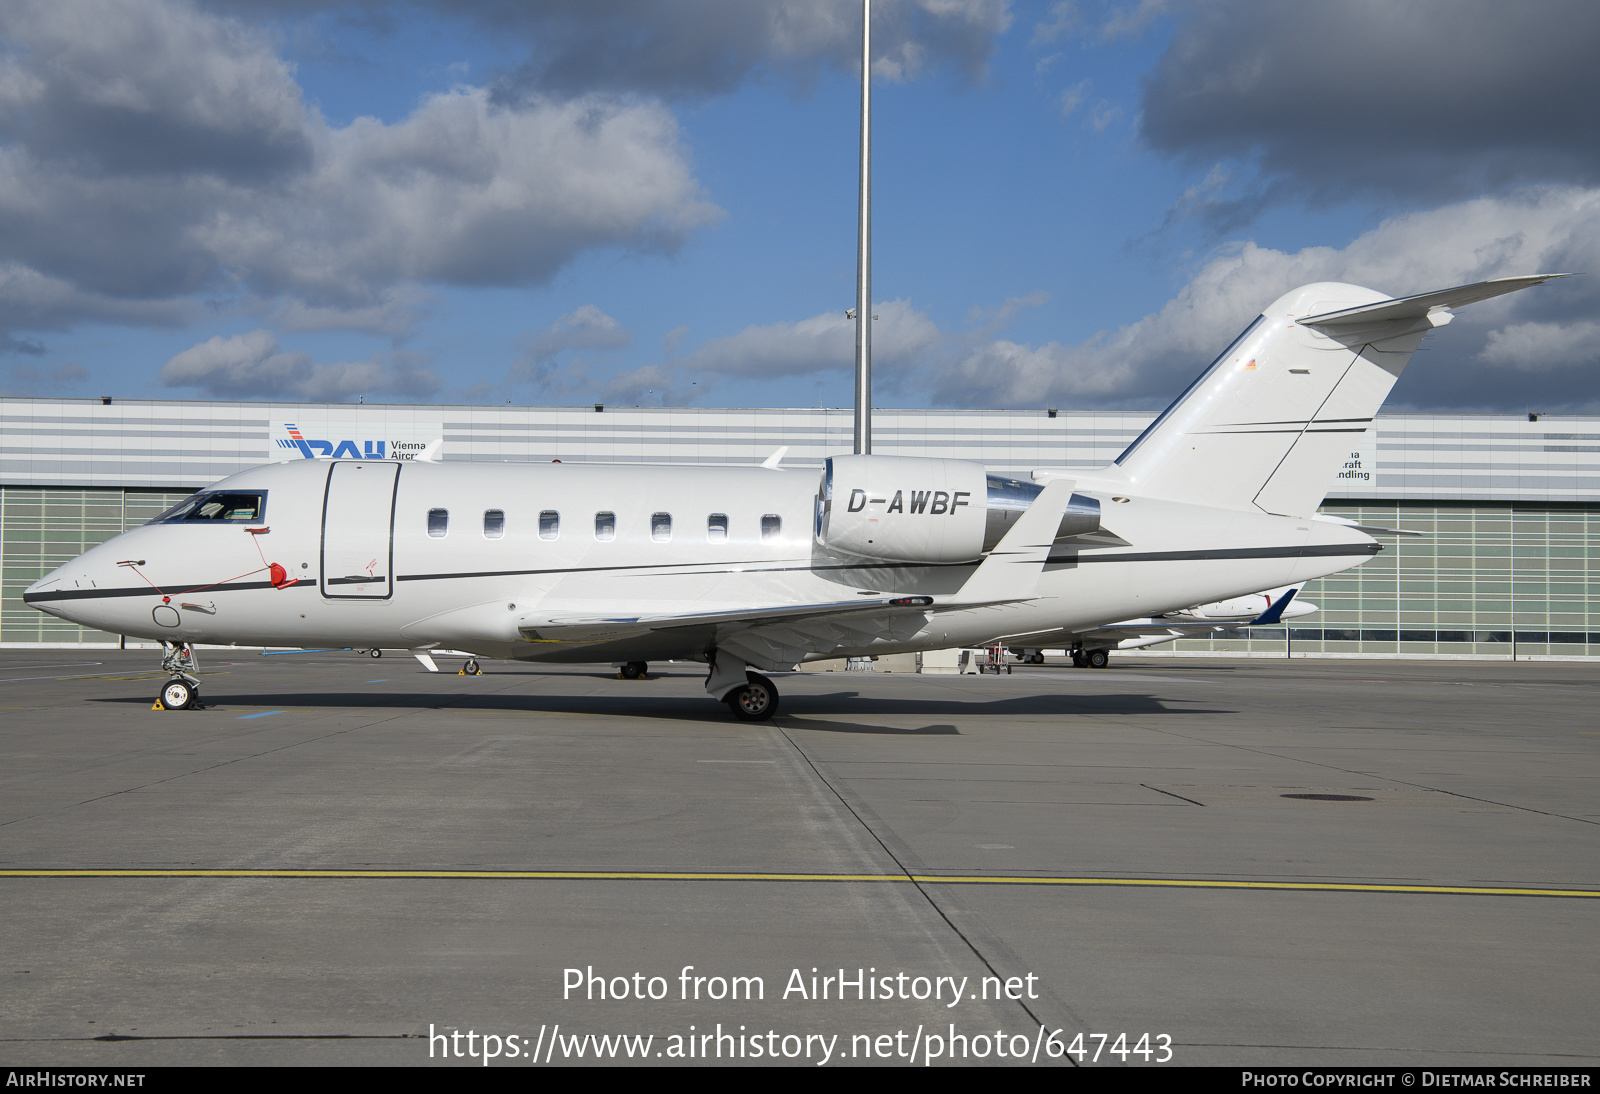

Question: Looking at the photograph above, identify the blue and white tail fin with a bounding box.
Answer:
[1112,275,1566,517]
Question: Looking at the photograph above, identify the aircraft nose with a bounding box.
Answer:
[24,566,75,619]
[24,558,115,623]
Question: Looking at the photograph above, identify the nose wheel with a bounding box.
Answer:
[460,658,483,676]
[158,679,202,711]
[154,641,204,710]
[620,661,648,680]
[726,672,780,722]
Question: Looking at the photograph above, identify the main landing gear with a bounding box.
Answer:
[1071,648,1110,669]
[705,652,780,722]
[154,641,204,710]
[619,661,648,680]
[726,672,779,722]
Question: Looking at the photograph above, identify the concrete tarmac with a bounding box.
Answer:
[0,650,1595,1067]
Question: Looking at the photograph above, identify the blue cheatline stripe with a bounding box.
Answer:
[237,711,286,720]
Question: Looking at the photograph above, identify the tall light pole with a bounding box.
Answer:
[853,0,872,455]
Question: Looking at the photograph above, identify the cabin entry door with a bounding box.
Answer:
[320,461,400,599]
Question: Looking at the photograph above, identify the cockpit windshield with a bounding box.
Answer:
[149,491,267,524]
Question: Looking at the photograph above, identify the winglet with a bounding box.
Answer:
[761,446,789,470]
[415,438,443,463]
[952,478,1076,604]
[1248,587,1297,626]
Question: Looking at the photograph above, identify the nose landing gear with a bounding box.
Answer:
[153,641,204,710]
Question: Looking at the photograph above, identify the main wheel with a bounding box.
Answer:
[159,679,194,710]
[726,672,780,721]
[621,661,646,680]
[1086,649,1110,669]
[369,649,383,659]
[1071,651,1087,668]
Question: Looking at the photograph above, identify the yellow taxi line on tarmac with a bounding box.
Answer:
[0,869,1594,898]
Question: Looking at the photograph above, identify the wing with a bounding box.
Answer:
[519,479,1082,666]
[522,595,974,669]
[519,595,939,644]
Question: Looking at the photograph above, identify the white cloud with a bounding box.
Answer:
[1478,321,1600,371]
[1056,78,1089,118]
[603,364,697,406]
[0,0,311,182]
[661,324,691,355]
[1100,0,1174,40]
[215,88,719,305]
[0,359,88,397]
[477,0,1014,100]
[675,298,945,379]
[520,305,632,364]
[0,0,722,341]
[1140,0,1600,203]
[1031,3,1080,46]
[928,187,1600,411]
[0,261,194,334]
[268,286,436,336]
[159,329,438,400]
[511,305,634,393]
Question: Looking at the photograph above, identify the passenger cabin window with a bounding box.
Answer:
[651,512,672,542]
[761,514,782,541]
[539,510,560,540]
[595,512,616,541]
[427,508,448,538]
[707,513,728,542]
[151,492,265,524]
[483,510,505,539]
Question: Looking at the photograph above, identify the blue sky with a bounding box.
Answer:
[2,1,1597,413]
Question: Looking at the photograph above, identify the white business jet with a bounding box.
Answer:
[24,274,1562,718]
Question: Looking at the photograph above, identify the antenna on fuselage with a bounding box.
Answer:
[853,0,872,455]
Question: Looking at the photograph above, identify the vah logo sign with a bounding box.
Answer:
[272,421,442,460]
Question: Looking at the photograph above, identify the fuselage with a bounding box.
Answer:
[25,457,1378,669]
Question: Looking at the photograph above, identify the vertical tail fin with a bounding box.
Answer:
[1114,275,1565,516]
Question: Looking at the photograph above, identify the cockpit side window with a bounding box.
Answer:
[150,491,266,524]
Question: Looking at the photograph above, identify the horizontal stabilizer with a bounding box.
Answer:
[1314,514,1422,537]
[1298,274,1570,329]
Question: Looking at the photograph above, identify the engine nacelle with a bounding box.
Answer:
[817,455,989,563]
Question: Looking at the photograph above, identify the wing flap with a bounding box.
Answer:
[519,595,940,643]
